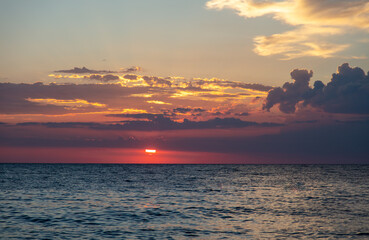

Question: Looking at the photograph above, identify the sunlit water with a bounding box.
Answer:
[1,164,369,239]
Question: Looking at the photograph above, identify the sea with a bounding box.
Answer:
[1,164,369,239]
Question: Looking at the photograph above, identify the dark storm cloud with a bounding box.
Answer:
[305,63,369,114]
[263,63,369,114]
[263,69,312,113]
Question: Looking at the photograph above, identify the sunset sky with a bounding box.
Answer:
[1,0,369,163]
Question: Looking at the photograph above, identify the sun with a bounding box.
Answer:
[145,149,157,154]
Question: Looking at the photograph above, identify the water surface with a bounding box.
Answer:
[1,164,369,239]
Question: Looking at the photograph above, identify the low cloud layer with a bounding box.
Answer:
[172,107,205,114]
[12,117,281,131]
[206,0,369,59]
[50,68,273,93]
[1,119,368,163]
[264,63,369,114]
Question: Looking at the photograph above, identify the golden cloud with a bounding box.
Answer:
[146,100,172,105]
[26,98,107,109]
[206,0,369,59]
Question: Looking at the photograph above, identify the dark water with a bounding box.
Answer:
[1,164,369,239]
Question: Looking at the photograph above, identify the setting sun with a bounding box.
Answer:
[145,149,157,154]
[1,1,369,239]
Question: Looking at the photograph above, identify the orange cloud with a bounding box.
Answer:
[146,100,172,105]
[26,98,107,109]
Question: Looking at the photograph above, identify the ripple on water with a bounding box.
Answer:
[1,164,369,239]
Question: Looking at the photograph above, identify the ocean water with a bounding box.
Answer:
[1,164,369,239]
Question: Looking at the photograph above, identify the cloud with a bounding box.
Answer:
[253,26,349,59]
[264,63,369,114]
[123,74,139,80]
[9,117,281,132]
[263,68,313,113]
[0,80,252,117]
[142,76,172,87]
[121,66,142,73]
[1,119,368,163]
[206,0,369,59]
[55,67,116,74]
[51,67,273,96]
[172,107,206,114]
[50,67,142,82]
[49,73,126,82]
[207,0,369,29]
[235,112,250,116]
[159,107,206,118]
[55,66,141,74]
[119,73,272,92]
[162,119,369,163]
[0,82,151,114]
[191,78,273,92]
[106,113,164,120]
[105,113,281,131]
[108,108,206,119]
[146,100,172,105]
[87,74,120,82]
[26,98,106,109]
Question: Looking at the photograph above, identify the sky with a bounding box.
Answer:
[0,0,369,164]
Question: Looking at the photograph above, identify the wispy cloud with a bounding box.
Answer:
[146,100,172,105]
[54,66,141,74]
[206,0,369,59]
[26,98,107,109]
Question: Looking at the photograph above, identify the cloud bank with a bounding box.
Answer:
[13,117,281,131]
[264,63,369,114]
[1,119,368,163]
[1,63,369,163]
